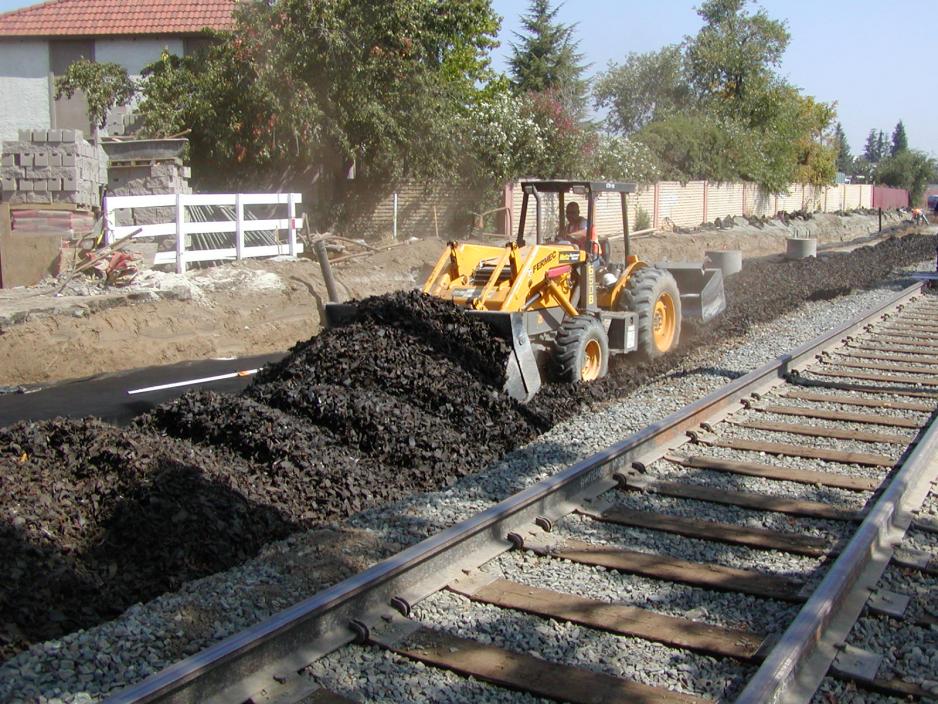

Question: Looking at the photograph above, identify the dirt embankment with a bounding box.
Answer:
[0,211,915,388]
[0,233,935,662]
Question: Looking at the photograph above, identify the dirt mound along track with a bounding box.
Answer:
[0,235,934,662]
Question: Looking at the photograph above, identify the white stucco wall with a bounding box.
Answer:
[0,40,51,142]
[95,38,184,78]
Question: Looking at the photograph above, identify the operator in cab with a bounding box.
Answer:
[563,201,588,250]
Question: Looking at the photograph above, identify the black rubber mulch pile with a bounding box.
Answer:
[0,418,295,660]
[526,233,938,422]
[0,234,933,660]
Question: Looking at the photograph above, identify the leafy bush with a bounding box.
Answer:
[634,205,651,231]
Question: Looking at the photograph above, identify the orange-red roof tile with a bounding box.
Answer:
[0,0,237,37]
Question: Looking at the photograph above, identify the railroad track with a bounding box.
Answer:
[108,283,938,704]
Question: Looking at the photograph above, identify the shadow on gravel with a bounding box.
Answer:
[1,234,935,661]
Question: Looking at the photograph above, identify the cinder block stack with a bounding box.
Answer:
[0,129,108,207]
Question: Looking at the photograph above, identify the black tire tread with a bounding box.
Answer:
[619,267,682,359]
[554,316,609,382]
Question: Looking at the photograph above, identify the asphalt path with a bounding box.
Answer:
[0,352,286,427]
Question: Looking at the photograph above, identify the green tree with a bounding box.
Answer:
[521,89,596,177]
[508,0,588,116]
[877,130,888,161]
[588,134,662,183]
[594,46,692,135]
[890,120,908,156]
[876,149,937,203]
[136,1,499,223]
[684,0,790,120]
[863,129,884,163]
[791,96,837,187]
[832,122,852,174]
[462,82,548,187]
[54,59,135,144]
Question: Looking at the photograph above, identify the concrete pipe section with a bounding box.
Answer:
[786,237,817,260]
[704,249,743,277]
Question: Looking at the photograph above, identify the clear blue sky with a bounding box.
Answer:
[1,0,933,158]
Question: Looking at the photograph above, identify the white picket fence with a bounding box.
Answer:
[103,192,303,273]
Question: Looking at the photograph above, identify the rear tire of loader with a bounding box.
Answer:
[554,316,609,382]
[619,267,681,359]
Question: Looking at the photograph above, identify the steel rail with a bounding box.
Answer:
[736,343,938,701]
[105,283,925,704]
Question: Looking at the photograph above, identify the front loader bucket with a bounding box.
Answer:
[324,303,542,403]
[323,302,359,327]
[663,263,727,324]
[468,311,542,403]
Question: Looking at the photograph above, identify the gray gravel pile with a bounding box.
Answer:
[813,678,909,703]
[672,443,890,481]
[306,643,552,704]
[797,367,933,393]
[613,490,850,541]
[716,420,905,461]
[482,549,799,633]
[901,526,938,560]
[411,590,753,700]
[756,396,928,424]
[646,459,873,513]
[917,487,938,523]
[874,562,938,622]
[846,616,938,691]
[549,513,821,579]
[0,265,932,703]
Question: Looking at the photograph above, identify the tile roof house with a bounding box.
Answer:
[0,0,237,141]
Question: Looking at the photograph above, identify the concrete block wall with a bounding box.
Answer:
[0,129,106,207]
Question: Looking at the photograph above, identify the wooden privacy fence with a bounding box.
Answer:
[103,193,303,274]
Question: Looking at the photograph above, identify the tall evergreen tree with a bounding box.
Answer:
[864,128,888,163]
[833,122,852,174]
[876,130,887,162]
[508,0,588,115]
[891,120,908,156]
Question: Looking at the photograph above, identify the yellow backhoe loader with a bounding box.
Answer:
[326,180,726,402]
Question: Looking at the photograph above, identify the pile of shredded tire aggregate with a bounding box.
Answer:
[525,234,937,420]
[0,418,296,661]
[0,234,933,661]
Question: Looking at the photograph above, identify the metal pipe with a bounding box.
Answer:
[621,192,631,261]
[533,190,542,245]
[314,239,340,303]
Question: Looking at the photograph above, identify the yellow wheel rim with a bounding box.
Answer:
[652,293,676,352]
[581,339,602,381]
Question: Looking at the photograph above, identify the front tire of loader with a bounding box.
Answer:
[554,316,609,382]
[619,267,682,359]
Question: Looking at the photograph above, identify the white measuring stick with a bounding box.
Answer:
[127,369,258,395]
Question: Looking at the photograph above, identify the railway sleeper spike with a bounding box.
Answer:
[507,531,525,549]
[686,428,715,444]
[349,619,370,644]
[534,515,553,532]
[390,596,412,617]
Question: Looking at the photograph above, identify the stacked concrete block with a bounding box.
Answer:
[106,139,192,226]
[107,161,192,198]
[0,129,107,207]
